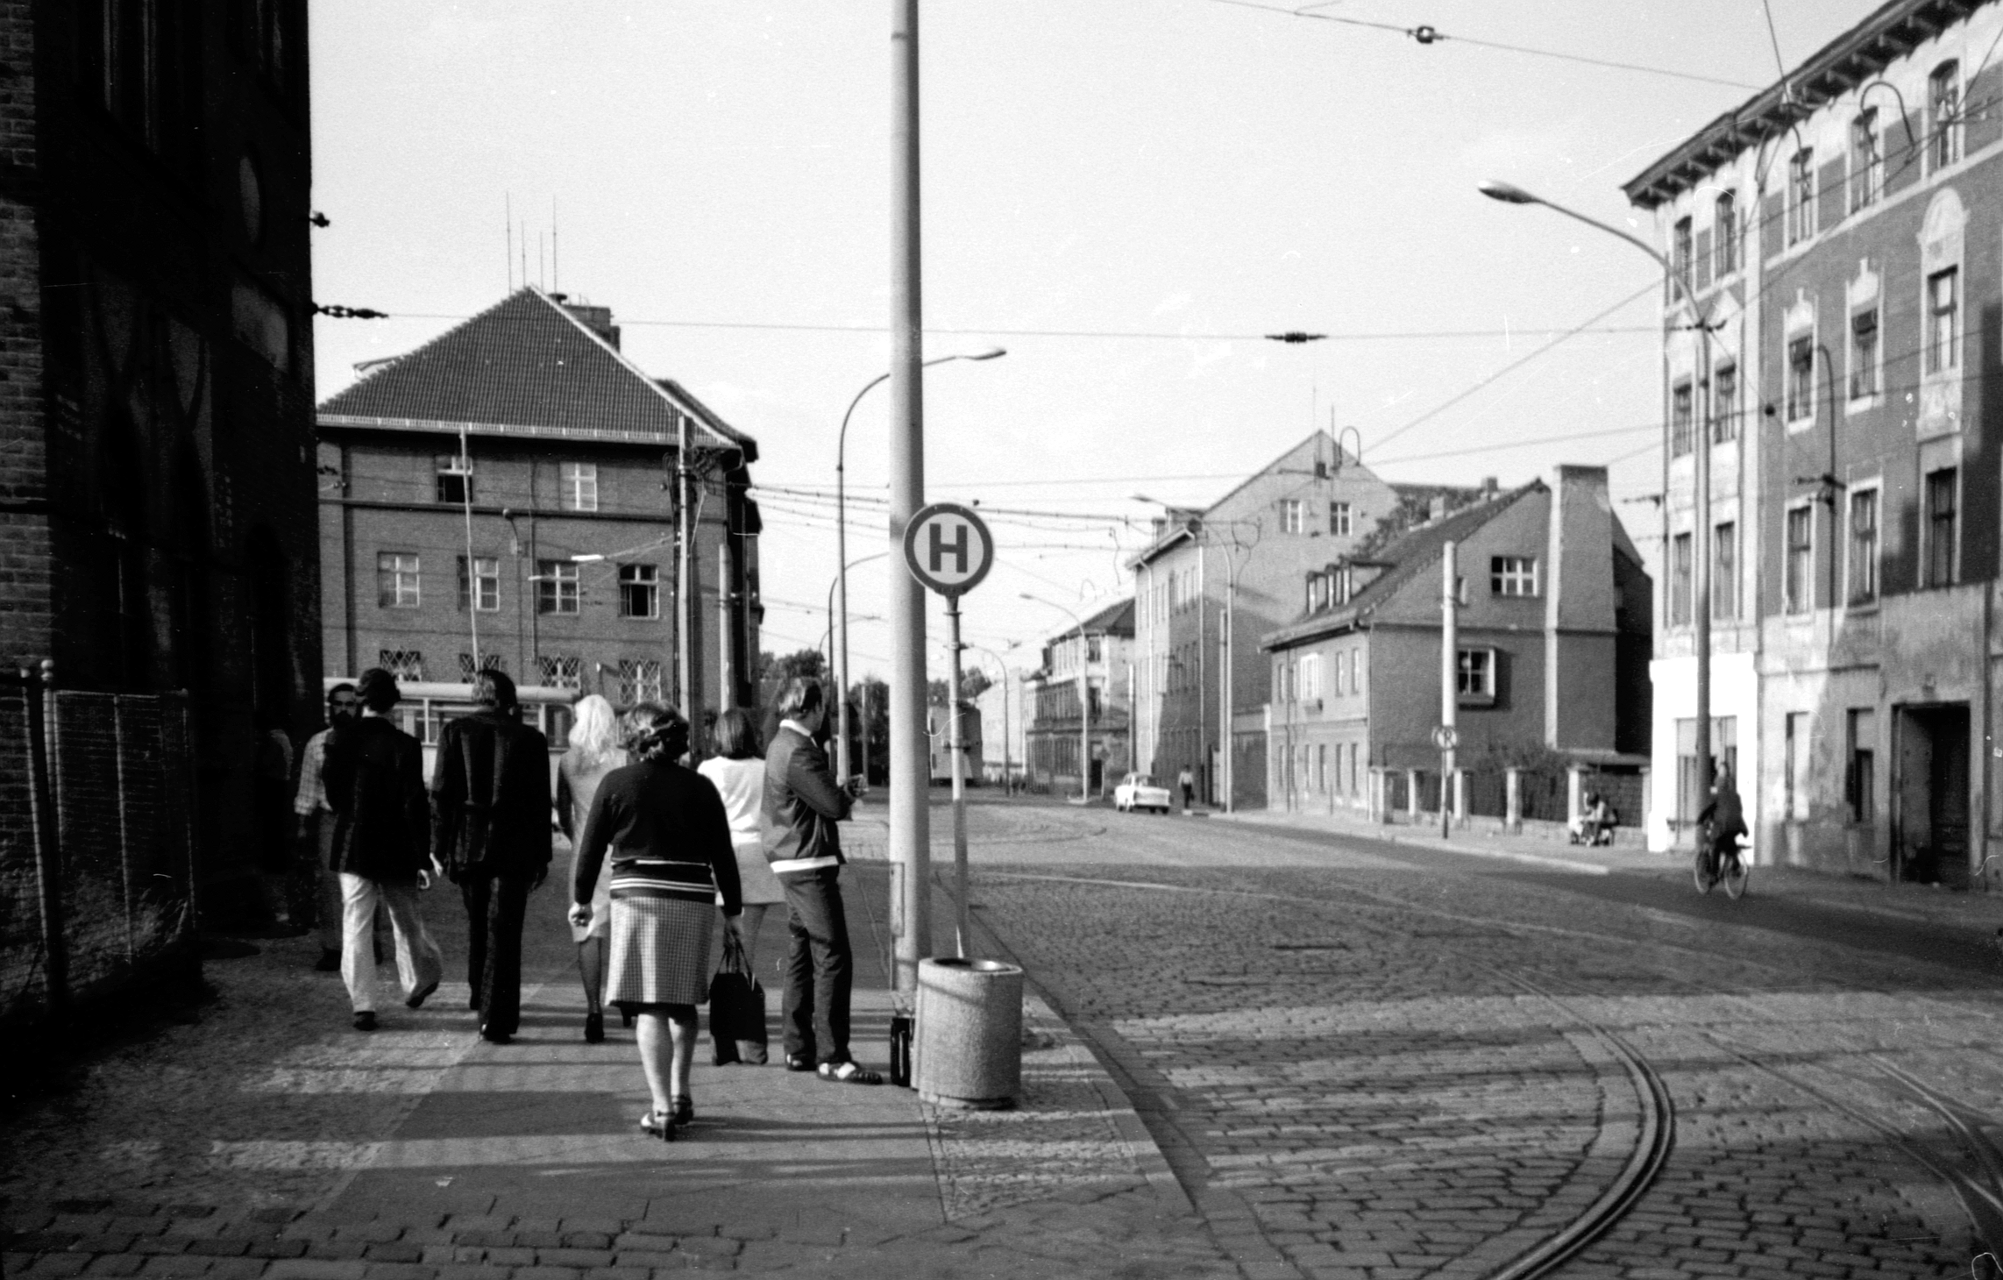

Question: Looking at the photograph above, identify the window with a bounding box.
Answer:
[1849,310,1878,400]
[378,649,423,682]
[1088,636,1104,663]
[1712,522,1736,621]
[1712,364,1739,443]
[1279,499,1303,534]
[1846,708,1876,824]
[1784,712,1812,821]
[1329,501,1352,536]
[457,555,499,612]
[1457,648,1495,699]
[1670,533,1693,627]
[1926,467,1958,587]
[1490,555,1537,597]
[1672,217,1693,288]
[617,658,663,704]
[562,462,599,512]
[1848,489,1878,605]
[1927,268,1959,374]
[1850,110,1880,211]
[1931,60,1961,170]
[537,654,581,691]
[1350,648,1360,697]
[537,560,580,614]
[618,563,659,618]
[457,652,505,681]
[1787,337,1815,423]
[1671,380,1694,456]
[1789,149,1815,244]
[377,552,420,608]
[1713,191,1739,278]
[1299,654,1322,702]
[435,455,472,505]
[1784,505,1813,614]
[1676,716,1737,823]
[1332,651,1345,696]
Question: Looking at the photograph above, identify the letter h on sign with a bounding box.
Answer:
[930,521,969,574]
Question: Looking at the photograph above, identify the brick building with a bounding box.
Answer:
[316,288,762,743]
[1022,598,1134,795]
[1260,468,1653,824]
[1624,0,2003,882]
[1128,431,1477,809]
[0,1,321,931]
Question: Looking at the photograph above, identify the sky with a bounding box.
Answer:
[308,0,1888,685]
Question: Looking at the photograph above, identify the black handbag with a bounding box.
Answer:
[708,928,768,1065]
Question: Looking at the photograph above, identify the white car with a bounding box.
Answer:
[1114,772,1173,813]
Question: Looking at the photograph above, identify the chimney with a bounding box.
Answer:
[1543,464,1617,751]
[562,301,621,349]
[1429,495,1449,522]
[1481,476,1499,495]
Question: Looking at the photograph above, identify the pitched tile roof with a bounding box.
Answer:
[1262,482,1542,651]
[317,287,754,457]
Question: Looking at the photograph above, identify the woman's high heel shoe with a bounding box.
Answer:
[671,1094,693,1125]
[584,1012,604,1044]
[639,1108,676,1142]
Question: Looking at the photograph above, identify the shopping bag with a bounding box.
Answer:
[708,928,768,1065]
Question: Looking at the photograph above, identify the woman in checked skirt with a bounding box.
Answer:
[571,704,742,1140]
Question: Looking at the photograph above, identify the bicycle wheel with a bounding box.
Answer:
[1722,850,1749,899]
[1692,845,1715,894]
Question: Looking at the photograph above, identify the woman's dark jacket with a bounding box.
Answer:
[430,708,553,883]
[322,715,431,883]
[573,759,742,915]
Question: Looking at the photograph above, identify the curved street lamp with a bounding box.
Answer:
[1479,178,1724,828]
[1020,592,1093,804]
[833,347,1006,781]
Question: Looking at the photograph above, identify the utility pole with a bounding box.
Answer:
[946,596,968,955]
[887,0,931,994]
[1441,540,1458,839]
[458,427,479,671]
[676,413,694,716]
[718,542,734,710]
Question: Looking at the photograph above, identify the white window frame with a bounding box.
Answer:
[1927,267,1959,375]
[1670,531,1693,627]
[1930,59,1961,173]
[1788,149,1815,245]
[1299,653,1321,702]
[1847,307,1880,405]
[537,653,581,691]
[1329,501,1352,536]
[435,454,472,505]
[1712,521,1737,622]
[538,560,580,615]
[618,562,660,619]
[1490,555,1538,597]
[1849,109,1880,212]
[562,462,599,512]
[1924,465,1960,589]
[1457,647,1496,701]
[1785,333,1816,427]
[1279,498,1303,534]
[458,555,500,613]
[377,552,420,609]
[1846,482,1880,607]
[1712,191,1738,279]
[1784,501,1815,616]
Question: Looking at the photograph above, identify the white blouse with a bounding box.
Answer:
[698,755,769,847]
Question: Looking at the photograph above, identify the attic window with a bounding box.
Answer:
[436,455,472,504]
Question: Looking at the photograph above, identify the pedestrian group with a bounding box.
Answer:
[293,668,878,1141]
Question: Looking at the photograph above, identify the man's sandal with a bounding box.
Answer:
[817,1060,883,1086]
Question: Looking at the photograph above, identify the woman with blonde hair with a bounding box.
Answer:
[556,694,628,1043]
[572,703,740,1140]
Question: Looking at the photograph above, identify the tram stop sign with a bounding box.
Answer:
[903,502,994,599]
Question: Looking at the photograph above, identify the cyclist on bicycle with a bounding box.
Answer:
[1695,763,1746,873]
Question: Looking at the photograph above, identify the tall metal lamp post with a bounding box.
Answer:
[1478,178,1720,833]
[1021,593,1092,803]
[834,347,1005,783]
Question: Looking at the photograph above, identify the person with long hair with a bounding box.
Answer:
[572,704,742,1139]
[556,694,629,1043]
[698,711,786,1027]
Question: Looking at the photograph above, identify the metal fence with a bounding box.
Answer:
[1,668,198,1029]
[1518,770,1569,823]
[1465,771,1507,819]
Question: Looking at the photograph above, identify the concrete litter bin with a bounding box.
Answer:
[913,956,1023,1109]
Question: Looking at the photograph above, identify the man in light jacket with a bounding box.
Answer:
[431,670,552,1045]
[763,677,878,1084]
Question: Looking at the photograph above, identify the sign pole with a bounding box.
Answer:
[947,595,969,956]
[1441,539,1458,840]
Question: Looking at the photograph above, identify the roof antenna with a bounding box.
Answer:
[552,197,559,294]
[505,193,513,292]
[519,220,527,293]
[539,232,546,290]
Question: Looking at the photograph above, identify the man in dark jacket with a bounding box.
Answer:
[322,668,444,1032]
[764,677,877,1083]
[431,670,552,1044]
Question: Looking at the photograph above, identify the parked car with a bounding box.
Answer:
[1114,772,1172,813]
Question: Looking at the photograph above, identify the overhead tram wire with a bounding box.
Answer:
[1208,0,1761,91]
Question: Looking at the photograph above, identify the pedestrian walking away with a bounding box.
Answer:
[431,670,553,1045]
[556,693,629,1044]
[294,682,359,972]
[572,703,743,1140]
[321,668,445,1032]
[1178,765,1196,811]
[699,709,785,1064]
[764,677,879,1084]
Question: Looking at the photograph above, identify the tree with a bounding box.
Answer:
[755,649,827,714]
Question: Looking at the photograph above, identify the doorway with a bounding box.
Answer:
[1893,703,1970,887]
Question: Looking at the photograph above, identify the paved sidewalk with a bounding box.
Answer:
[3,862,1232,1278]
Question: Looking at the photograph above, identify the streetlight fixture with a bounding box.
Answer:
[1021,592,1093,804]
[1480,178,1720,833]
[962,640,1020,793]
[834,346,1006,783]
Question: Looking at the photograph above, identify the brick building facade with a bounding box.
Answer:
[0,0,321,925]
[316,289,762,741]
[1625,0,2003,882]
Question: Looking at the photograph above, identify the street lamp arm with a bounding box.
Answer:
[1478,181,1700,316]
